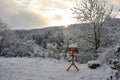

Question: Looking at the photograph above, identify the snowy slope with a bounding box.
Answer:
[0,58,115,80]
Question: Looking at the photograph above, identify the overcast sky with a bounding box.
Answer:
[0,0,120,30]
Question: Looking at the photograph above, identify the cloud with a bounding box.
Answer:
[0,0,75,29]
[8,9,51,29]
[0,1,19,15]
[0,0,52,29]
[31,0,75,10]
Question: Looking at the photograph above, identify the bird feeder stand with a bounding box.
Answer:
[66,44,79,71]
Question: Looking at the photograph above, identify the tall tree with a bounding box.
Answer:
[0,18,8,31]
[72,0,113,52]
[0,18,9,55]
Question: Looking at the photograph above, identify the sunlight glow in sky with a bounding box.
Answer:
[19,0,77,27]
[0,0,119,29]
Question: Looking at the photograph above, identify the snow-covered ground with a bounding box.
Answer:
[0,58,116,80]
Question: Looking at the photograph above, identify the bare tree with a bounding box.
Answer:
[0,18,9,55]
[72,0,113,52]
[0,18,8,31]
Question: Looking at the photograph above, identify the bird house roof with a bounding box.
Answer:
[69,43,78,48]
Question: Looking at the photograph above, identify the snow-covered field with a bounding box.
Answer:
[0,58,115,80]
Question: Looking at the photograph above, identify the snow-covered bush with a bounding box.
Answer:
[47,43,61,60]
[75,50,97,63]
[0,30,45,57]
[98,49,115,64]
[109,59,120,70]
[98,44,120,64]
[88,60,102,69]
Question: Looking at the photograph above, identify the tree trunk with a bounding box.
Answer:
[93,23,99,52]
[97,25,101,50]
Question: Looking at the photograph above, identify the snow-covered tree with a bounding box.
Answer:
[47,43,61,59]
[0,18,9,55]
[0,18,8,31]
[72,0,114,52]
[47,31,65,59]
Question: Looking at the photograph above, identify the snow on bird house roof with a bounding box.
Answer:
[69,43,78,48]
